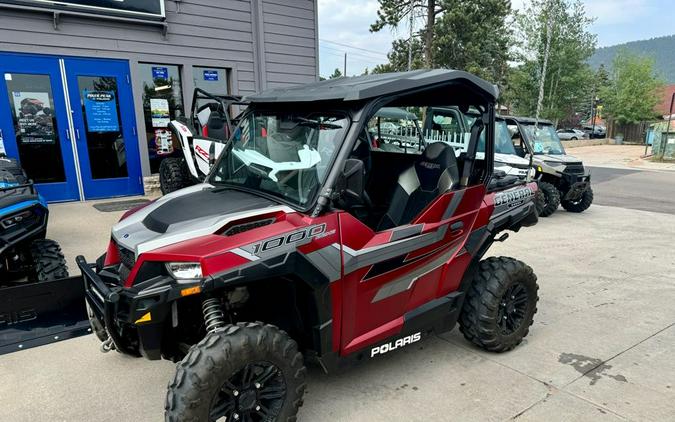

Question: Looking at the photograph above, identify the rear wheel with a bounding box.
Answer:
[561,186,593,213]
[159,157,191,195]
[537,181,560,217]
[29,239,68,282]
[570,137,578,140]
[165,322,306,422]
[459,257,538,352]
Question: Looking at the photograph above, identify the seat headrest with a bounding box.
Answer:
[414,142,459,191]
[207,112,225,130]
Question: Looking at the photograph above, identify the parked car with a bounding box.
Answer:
[556,128,587,140]
[582,125,606,139]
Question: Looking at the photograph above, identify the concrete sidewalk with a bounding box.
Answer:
[568,144,675,172]
[1,200,674,421]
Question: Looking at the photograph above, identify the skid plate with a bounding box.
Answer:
[0,276,90,355]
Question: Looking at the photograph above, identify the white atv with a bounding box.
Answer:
[423,108,535,184]
[159,89,246,194]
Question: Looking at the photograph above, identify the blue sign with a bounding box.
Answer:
[83,90,119,133]
[152,66,168,80]
[203,70,219,81]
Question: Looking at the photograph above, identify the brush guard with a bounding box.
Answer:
[0,276,89,355]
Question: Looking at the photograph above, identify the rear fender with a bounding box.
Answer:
[193,138,216,177]
[168,120,198,178]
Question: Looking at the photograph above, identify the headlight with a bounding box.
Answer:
[166,262,203,279]
[1,210,32,228]
[528,167,536,178]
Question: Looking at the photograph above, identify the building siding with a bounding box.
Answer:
[261,0,318,90]
[0,0,318,176]
[0,0,318,95]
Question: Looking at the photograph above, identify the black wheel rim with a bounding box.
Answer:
[498,282,529,335]
[210,361,286,422]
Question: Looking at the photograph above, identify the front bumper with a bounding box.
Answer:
[560,172,591,201]
[77,255,171,360]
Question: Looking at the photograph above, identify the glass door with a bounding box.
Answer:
[63,58,143,200]
[0,54,80,202]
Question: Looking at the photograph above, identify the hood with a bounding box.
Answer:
[112,184,292,255]
[534,153,582,165]
[494,152,530,167]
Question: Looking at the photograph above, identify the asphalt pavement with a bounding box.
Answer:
[0,164,674,421]
[589,166,675,215]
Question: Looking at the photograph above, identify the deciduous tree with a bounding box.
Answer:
[601,49,665,124]
[507,0,596,123]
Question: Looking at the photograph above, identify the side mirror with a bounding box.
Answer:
[336,158,365,205]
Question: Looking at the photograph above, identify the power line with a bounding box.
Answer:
[319,45,388,62]
[319,39,389,57]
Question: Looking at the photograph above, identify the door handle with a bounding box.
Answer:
[76,128,80,140]
[450,221,464,236]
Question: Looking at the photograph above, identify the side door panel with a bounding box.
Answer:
[338,184,485,355]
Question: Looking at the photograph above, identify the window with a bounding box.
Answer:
[477,119,517,155]
[210,111,349,208]
[521,124,565,155]
[4,73,66,183]
[138,63,185,173]
[368,107,423,154]
[425,107,464,145]
[193,67,229,95]
[77,76,128,179]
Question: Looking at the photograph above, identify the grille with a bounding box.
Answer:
[223,218,275,236]
[564,163,584,174]
[115,242,136,281]
[117,245,136,269]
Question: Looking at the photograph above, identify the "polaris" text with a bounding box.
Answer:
[370,332,422,357]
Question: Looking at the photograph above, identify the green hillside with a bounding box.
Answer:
[588,35,675,83]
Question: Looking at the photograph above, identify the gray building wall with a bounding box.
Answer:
[0,0,319,177]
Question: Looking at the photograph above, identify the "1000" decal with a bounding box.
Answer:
[251,224,327,256]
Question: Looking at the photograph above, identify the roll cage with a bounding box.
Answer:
[219,78,497,218]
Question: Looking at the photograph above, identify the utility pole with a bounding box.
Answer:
[535,1,554,127]
[343,53,347,76]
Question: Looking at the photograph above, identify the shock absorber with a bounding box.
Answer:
[202,297,226,333]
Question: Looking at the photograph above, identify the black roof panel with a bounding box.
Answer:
[244,69,498,103]
[502,115,554,126]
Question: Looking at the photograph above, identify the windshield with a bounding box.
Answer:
[477,120,517,155]
[209,111,349,208]
[522,123,565,155]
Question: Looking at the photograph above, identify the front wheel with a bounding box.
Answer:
[159,157,191,195]
[537,181,560,217]
[459,257,539,352]
[29,239,68,282]
[561,186,593,213]
[165,322,306,422]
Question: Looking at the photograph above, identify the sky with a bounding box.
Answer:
[317,0,675,77]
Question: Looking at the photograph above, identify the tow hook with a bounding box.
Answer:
[100,337,115,353]
[496,233,509,242]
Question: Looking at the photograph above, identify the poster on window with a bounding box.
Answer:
[154,129,173,155]
[150,98,170,128]
[83,90,120,132]
[11,91,55,145]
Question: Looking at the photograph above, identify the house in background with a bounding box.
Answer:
[0,0,319,201]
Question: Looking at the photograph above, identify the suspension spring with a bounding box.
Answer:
[202,297,226,333]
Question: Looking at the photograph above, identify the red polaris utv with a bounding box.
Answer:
[78,70,540,421]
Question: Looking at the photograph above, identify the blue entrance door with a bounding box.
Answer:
[63,58,143,200]
[0,53,80,201]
